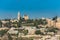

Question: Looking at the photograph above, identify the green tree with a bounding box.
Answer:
[52,16,58,27]
[8,20,11,28]
[21,18,25,22]
[46,27,59,33]
[12,21,18,28]
[39,19,47,25]
[23,30,28,35]
[26,19,33,23]
[8,33,12,40]
[0,30,8,37]
[0,20,2,27]
[3,19,11,28]
[17,20,22,27]
[34,19,47,28]
[35,30,44,35]
[34,19,40,28]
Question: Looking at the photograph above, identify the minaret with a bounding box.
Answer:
[18,11,20,20]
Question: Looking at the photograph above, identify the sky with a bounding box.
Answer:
[0,0,60,19]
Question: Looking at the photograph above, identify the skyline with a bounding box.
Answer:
[0,0,60,19]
